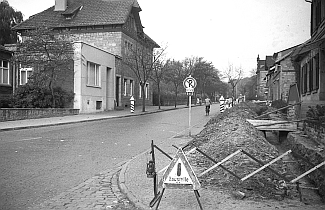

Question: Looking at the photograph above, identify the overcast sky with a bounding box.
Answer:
[8,0,311,76]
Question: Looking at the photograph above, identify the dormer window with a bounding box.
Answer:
[62,4,82,20]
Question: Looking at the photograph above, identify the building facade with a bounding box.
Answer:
[12,0,159,113]
[256,55,274,99]
[266,47,297,102]
[291,0,325,118]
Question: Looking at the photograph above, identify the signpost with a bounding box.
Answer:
[183,75,197,136]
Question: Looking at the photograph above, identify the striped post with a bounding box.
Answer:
[130,96,135,113]
[219,96,225,113]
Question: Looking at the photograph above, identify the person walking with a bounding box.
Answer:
[205,97,212,115]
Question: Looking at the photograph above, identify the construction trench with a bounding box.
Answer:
[180,102,325,204]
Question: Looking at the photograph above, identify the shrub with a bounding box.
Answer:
[12,84,74,108]
[306,105,325,121]
[0,97,13,108]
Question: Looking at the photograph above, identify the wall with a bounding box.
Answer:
[70,31,122,57]
[0,108,79,122]
[286,132,325,202]
[70,30,153,109]
[73,42,116,113]
[280,58,296,101]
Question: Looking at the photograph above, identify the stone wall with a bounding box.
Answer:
[304,120,325,146]
[286,132,325,202]
[0,108,79,122]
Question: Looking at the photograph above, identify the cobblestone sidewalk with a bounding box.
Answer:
[28,167,137,210]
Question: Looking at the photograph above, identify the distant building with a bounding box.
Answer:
[266,46,297,102]
[256,55,274,99]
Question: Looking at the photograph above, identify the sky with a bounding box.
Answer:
[7,0,311,76]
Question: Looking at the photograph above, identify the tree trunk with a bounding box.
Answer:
[50,67,55,108]
[157,83,161,109]
[174,87,178,108]
[141,83,146,112]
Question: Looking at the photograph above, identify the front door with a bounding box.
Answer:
[116,76,120,107]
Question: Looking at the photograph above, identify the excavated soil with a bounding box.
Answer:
[185,103,324,206]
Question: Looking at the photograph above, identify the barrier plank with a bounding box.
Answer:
[198,149,242,177]
[290,161,325,183]
[246,119,297,131]
[241,150,292,181]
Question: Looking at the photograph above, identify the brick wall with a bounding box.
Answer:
[54,59,75,94]
[70,31,122,57]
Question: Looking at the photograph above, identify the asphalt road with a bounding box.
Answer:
[0,104,217,210]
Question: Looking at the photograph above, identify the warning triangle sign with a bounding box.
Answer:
[159,148,201,190]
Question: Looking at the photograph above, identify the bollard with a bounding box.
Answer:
[219,96,225,113]
[130,96,135,113]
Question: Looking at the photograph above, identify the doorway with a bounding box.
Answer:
[116,76,121,107]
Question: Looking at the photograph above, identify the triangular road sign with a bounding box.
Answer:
[159,148,201,190]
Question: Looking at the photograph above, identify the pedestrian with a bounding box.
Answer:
[205,97,212,115]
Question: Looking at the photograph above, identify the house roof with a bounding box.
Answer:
[13,0,141,30]
[291,37,325,62]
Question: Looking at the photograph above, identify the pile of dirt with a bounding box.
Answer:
[186,103,299,200]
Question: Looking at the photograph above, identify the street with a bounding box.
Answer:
[0,104,217,210]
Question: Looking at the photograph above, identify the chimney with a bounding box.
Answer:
[54,0,67,11]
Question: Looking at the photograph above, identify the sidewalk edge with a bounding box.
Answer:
[119,150,151,210]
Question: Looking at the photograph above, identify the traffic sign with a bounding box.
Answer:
[183,75,197,89]
[159,148,201,190]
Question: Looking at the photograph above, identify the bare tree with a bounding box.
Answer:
[192,58,217,99]
[13,27,74,107]
[123,42,164,112]
[150,47,167,109]
[224,63,244,103]
[164,59,187,107]
[183,56,199,75]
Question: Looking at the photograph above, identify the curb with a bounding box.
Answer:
[0,107,182,132]
[119,150,151,210]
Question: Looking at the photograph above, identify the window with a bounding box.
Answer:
[315,53,320,89]
[309,59,313,92]
[140,83,149,99]
[145,83,149,99]
[124,40,133,54]
[20,68,33,85]
[96,101,102,110]
[124,79,127,96]
[130,80,134,96]
[0,60,9,85]
[87,62,100,87]
[124,41,128,54]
